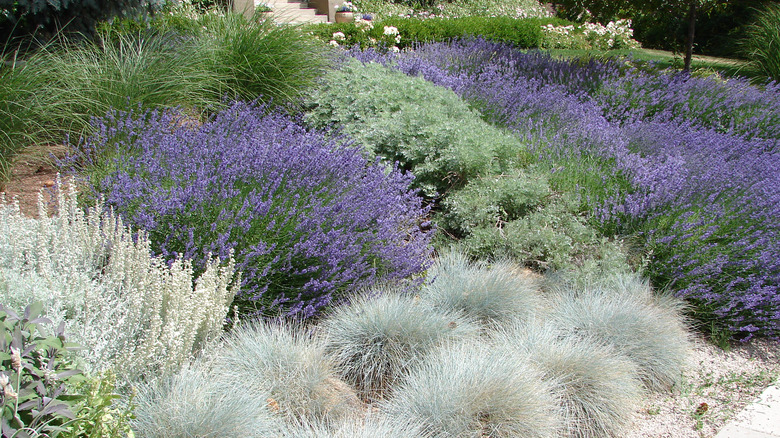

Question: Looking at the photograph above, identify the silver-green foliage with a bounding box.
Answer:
[305,60,530,197]
[382,340,561,438]
[281,415,431,438]
[420,251,542,326]
[218,321,361,425]
[0,182,237,382]
[132,360,282,438]
[545,273,690,391]
[321,288,480,400]
[492,321,642,438]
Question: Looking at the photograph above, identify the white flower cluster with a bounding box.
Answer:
[0,179,238,385]
[541,19,640,50]
[383,25,402,44]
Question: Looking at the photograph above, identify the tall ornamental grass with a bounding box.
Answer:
[72,101,433,318]
[741,2,780,83]
[353,38,780,339]
[0,181,236,382]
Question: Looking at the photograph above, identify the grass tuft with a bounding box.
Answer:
[381,340,561,438]
[421,251,543,327]
[492,320,643,437]
[321,287,480,401]
[545,273,691,391]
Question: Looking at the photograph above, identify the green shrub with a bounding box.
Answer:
[741,2,780,82]
[381,340,561,438]
[420,251,542,327]
[59,371,135,438]
[305,60,530,197]
[492,321,643,438]
[308,16,570,49]
[545,273,691,391]
[1,302,84,437]
[321,288,480,401]
[0,181,237,383]
[352,0,552,21]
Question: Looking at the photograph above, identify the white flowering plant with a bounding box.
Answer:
[336,1,356,12]
[541,19,640,50]
[321,21,402,52]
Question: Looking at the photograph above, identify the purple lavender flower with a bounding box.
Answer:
[75,101,433,319]
[351,38,780,339]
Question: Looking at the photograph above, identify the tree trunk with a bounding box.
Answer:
[683,1,697,72]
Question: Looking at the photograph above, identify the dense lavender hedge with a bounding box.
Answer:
[73,101,433,318]
[352,39,780,339]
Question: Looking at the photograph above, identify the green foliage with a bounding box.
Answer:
[382,340,561,438]
[740,2,780,82]
[0,0,160,42]
[321,288,480,401]
[420,251,542,326]
[351,0,552,21]
[58,372,135,438]
[0,54,46,187]
[308,16,570,49]
[0,302,83,437]
[305,59,530,197]
[492,321,643,438]
[546,273,691,391]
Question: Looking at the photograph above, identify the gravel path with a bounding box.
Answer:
[628,335,779,438]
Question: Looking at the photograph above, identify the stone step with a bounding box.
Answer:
[234,0,328,24]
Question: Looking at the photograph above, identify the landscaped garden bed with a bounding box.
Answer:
[2,0,779,436]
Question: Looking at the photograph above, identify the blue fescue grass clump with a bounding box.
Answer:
[321,287,480,401]
[352,38,780,340]
[132,361,282,437]
[218,321,361,425]
[545,274,690,392]
[420,251,542,326]
[73,101,433,318]
[381,340,561,438]
[492,321,642,438]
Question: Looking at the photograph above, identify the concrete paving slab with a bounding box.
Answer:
[715,383,780,438]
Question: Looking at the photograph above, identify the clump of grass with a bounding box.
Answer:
[741,2,780,82]
[321,287,481,401]
[545,273,691,391]
[381,340,561,438]
[420,251,542,327]
[218,321,362,425]
[281,415,431,437]
[197,12,330,104]
[492,321,643,438]
[132,361,282,437]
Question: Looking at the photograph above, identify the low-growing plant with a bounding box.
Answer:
[540,20,640,50]
[58,371,135,438]
[420,251,542,326]
[545,273,691,391]
[381,340,561,438]
[132,360,282,438]
[73,101,433,318]
[492,321,643,438]
[321,287,480,401]
[217,321,361,425]
[305,59,530,198]
[741,2,780,83]
[1,302,83,437]
[0,181,237,383]
[281,414,430,437]
[351,0,552,21]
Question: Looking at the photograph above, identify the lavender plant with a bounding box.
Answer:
[75,101,433,318]
[355,38,780,339]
